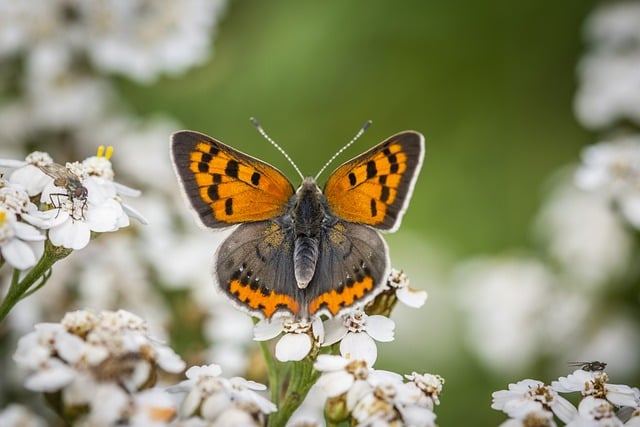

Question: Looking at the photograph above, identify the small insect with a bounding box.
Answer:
[568,361,607,372]
[38,162,88,220]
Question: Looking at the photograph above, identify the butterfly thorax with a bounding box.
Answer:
[290,177,330,289]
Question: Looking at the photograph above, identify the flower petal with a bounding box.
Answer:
[275,333,311,362]
[340,332,377,366]
[365,315,395,342]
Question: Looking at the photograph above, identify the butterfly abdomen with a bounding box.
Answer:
[291,178,327,289]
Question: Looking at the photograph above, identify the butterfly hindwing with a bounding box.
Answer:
[215,218,389,318]
[171,131,295,228]
[323,131,424,232]
[215,219,301,318]
[307,220,389,317]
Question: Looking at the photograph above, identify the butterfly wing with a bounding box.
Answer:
[215,219,302,318]
[171,131,295,228]
[323,131,424,232]
[215,218,389,319]
[307,220,389,317]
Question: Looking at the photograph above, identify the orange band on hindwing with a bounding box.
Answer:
[228,279,300,318]
[309,276,375,316]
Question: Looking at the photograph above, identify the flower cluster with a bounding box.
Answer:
[11,309,283,426]
[13,310,184,425]
[493,365,640,426]
[308,355,442,426]
[0,148,145,254]
[177,364,276,425]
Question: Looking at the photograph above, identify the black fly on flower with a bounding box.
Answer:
[36,162,88,221]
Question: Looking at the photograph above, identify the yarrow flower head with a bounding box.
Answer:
[313,355,440,426]
[253,315,324,362]
[177,364,276,425]
[492,379,577,424]
[323,307,395,366]
[386,268,428,308]
[552,369,639,408]
[575,137,640,229]
[0,205,45,270]
[1,147,147,250]
[13,309,185,424]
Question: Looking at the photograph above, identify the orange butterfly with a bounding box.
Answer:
[171,124,424,319]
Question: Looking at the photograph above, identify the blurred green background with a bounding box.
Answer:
[119,1,597,425]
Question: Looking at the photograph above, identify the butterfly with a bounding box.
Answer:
[170,124,424,319]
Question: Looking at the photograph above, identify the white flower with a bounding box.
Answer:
[13,309,185,411]
[253,315,323,362]
[492,379,577,423]
[399,372,445,410]
[536,178,633,286]
[313,355,401,398]
[575,137,640,229]
[130,388,178,426]
[286,384,327,427]
[455,257,563,373]
[83,0,227,83]
[552,369,639,408]
[575,1,640,129]
[498,410,557,427]
[387,268,427,308]
[323,308,394,366]
[0,404,47,427]
[3,149,147,249]
[0,207,45,269]
[566,396,622,427]
[178,363,276,424]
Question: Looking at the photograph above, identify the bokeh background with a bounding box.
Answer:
[2,0,639,425]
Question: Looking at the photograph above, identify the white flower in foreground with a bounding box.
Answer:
[286,384,327,427]
[313,355,401,398]
[4,148,146,249]
[13,309,185,416]
[575,137,640,229]
[0,404,47,427]
[0,207,44,269]
[323,308,394,366]
[178,364,276,424]
[565,396,622,427]
[498,410,557,427]
[552,369,639,408]
[492,379,577,423]
[253,316,323,362]
[400,372,445,410]
[387,268,428,308]
[350,373,438,427]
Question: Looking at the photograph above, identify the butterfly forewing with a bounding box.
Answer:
[171,131,295,228]
[323,131,424,232]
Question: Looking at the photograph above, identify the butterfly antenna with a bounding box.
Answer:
[314,120,372,181]
[250,117,304,180]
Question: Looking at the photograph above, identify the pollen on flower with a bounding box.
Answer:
[97,145,115,160]
[82,151,115,179]
[346,360,370,380]
[25,151,54,167]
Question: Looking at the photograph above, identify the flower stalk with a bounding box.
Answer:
[0,239,72,322]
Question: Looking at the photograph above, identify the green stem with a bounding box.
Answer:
[258,337,281,407]
[0,240,72,322]
[268,351,321,426]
